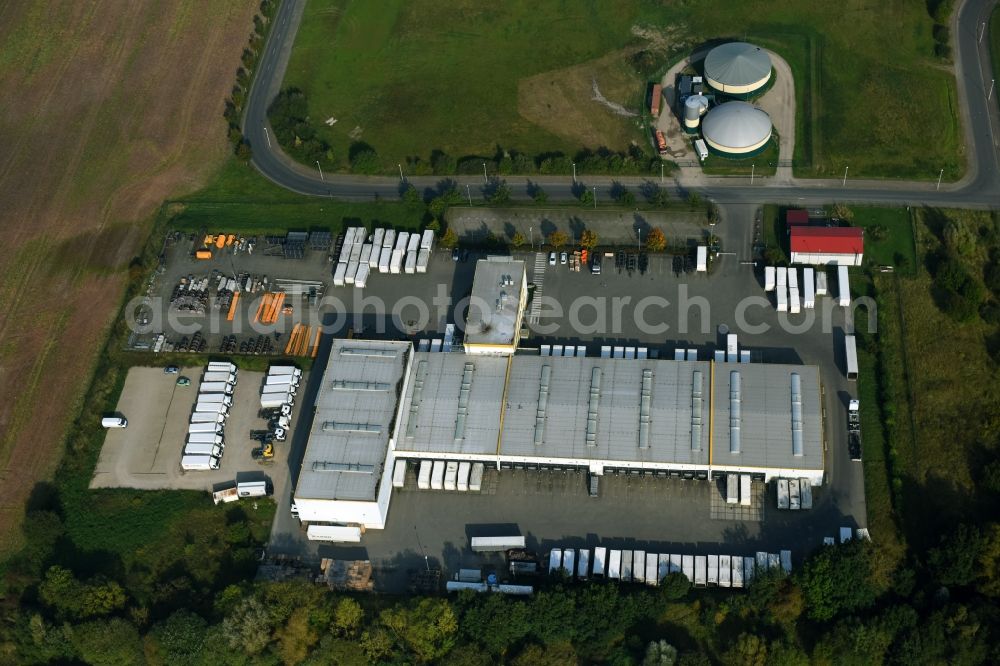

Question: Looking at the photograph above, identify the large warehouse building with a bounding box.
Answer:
[295,339,826,532]
[703,42,772,98]
[701,102,773,158]
[790,227,865,266]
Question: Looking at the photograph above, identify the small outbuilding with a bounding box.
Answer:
[790,227,864,266]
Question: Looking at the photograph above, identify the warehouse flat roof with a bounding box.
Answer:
[390,350,823,472]
[395,352,508,456]
[465,258,525,348]
[297,340,411,502]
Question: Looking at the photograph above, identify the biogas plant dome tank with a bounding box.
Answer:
[704,41,772,95]
[701,102,772,157]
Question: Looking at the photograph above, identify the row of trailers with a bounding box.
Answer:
[547,547,791,588]
[399,459,486,492]
[764,265,851,312]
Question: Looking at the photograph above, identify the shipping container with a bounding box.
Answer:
[390,249,404,274]
[816,270,828,295]
[776,284,788,312]
[658,554,670,583]
[669,553,682,575]
[443,461,458,491]
[457,462,470,491]
[383,229,395,248]
[776,266,787,287]
[726,333,738,362]
[345,260,358,285]
[840,527,853,543]
[378,246,392,273]
[621,551,633,581]
[395,231,410,252]
[306,525,362,542]
[780,550,792,573]
[740,474,752,506]
[764,265,776,291]
[404,252,417,274]
[731,557,744,588]
[789,478,801,510]
[768,553,780,571]
[650,83,662,116]
[694,556,707,587]
[416,249,430,273]
[694,138,708,161]
[799,478,813,509]
[789,286,801,314]
[548,549,562,574]
[646,553,658,586]
[333,262,347,286]
[373,228,385,249]
[777,478,790,509]
[726,474,738,503]
[354,264,369,288]
[757,552,768,571]
[804,267,816,308]
[470,536,525,551]
[744,556,756,584]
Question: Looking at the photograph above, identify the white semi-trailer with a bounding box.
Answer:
[764,266,775,291]
[190,412,225,424]
[777,479,790,509]
[199,382,234,395]
[707,555,719,586]
[469,536,525,552]
[417,460,432,489]
[592,547,607,576]
[577,549,590,580]
[562,549,575,577]
[188,422,223,435]
[548,549,562,574]
[268,365,301,378]
[264,374,299,388]
[208,362,237,374]
[431,461,444,490]
[187,433,224,446]
[203,371,237,385]
[184,442,223,458]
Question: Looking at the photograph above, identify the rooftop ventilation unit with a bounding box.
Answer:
[330,380,391,391]
[406,360,428,437]
[691,370,703,451]
[534,365,551,446]
[339,347,399,358]
[454,363,474,441]
[791,373,803,456]
[730,371,742,454]
[638,369,653,449]
[321,421,381,434]
[311,461,375,474]
[586,368,602,447]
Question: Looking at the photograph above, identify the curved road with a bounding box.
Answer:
[244,0,1000,208]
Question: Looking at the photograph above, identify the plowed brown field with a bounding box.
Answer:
[0,0,258,552]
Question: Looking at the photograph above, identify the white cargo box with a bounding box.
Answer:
[577,549,590,580]
[780,550,792,573]
[776,266,787,287]
[669,553,682,575]
[789,286,801,314]
[816,270,828,295]
[349,242,362,263]
[756,551,768,571]
[404,252,417,274]
[306,525,362,542]
[731,557,744,588]
[777,478,790,509]
[395,231,409,252]
[592,547,607,576]
[633,550,646,583]
[431,460,445,490]
[548,549,562,574]
[694,556,707,587]
[354,264,369,288]
[333,262,347,286]
[373,228,385,248]
[788,267,798,290]
[621,551,633,581]
[392,460,406,488]
[390,249,404,274]
[383,229,396,248]
[707,555,719,585]
[646,553,658,586]
[719,555,731,587]
[800,478,813,509]
[345,260,358,285]
[740,474,752,506]
[682,555,694,582]
[840,527,853,543]
[416,249,430,273]
[764,265,775,291]
[726,474,738,504]
[740,349,750,363]
[470,536,525,551]
[417,460,432,489]
[407,233,420,253]
[803,267,815,308]
[726,334,738,362]
[658,554,669,583]
[696,245,708,272]
[768,553,780,570]
[360,243,373,268]
[838,265,851,307]
[378,246,392,272]
[789,478,801,509]
[443,461,458,491]
[420,229,434,250]
[714,349,725,363]
[562,549,575,576]
[608,550,622,579]
[469,463,484,491]
[457,462,471,491]
[776,284,788,312]
[694,138,709,161]
[744,556,756,584]
[181,454,219,471]
[190,412,225,424]
[184,442,223,458]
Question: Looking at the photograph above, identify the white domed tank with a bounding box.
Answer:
[683,95,709,133]
[701,102,772,157]
[704,42,771,98]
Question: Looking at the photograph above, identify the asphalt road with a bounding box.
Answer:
[244,0,1000,208]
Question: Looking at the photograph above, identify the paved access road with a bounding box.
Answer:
[244,0,1000,208]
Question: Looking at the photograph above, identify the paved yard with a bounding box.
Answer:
[91,367,303,501]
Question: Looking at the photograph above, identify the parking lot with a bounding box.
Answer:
[270,464,853,593]
[91,367,303,500]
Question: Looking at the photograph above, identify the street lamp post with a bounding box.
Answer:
[842,166,849,187]
[398,163,404,182]
[572,163,577,183]
[750,163,755,185]
[466,184,472,206]
[989,78,996,102]
[263,126,271,148]
[592,186,597,209]
[937,168,944,191]
[483,162,488,184]
[529,226,533,250]
[981,21,987,44]
[660,162,664,184]
[638,228,642,253]
[316,161,324,181]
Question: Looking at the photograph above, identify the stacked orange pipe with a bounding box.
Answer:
[226,292,240,322]
[310,327,321,358]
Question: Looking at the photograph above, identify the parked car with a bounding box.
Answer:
[176,377,191,387]
[549,252,557,265]
[164,365,179,374]
[560,252,568,265]
[452,248,459,262]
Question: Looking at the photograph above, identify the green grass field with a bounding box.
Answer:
[850,207,918,273]
[281,0,962,179]
[701,140,778,177]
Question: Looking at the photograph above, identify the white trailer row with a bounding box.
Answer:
[775,477,814,510]
[415,459,484,492]
[333,226,434,287]
[724,473,754,506]
[260,364,301,410]
[184,365,237,470]
[769,266,825,311]
[546,546,793,587]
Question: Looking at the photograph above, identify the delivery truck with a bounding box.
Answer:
[190,412,225,424]
[197,393,233,407]
[181,454,220,471]
[208,362,237,375]
[101,416,127,428]
[199,381,234,395]
[188,422,223,435]
[187,433,224,446]
[203,371,237,385]
[184,442,223,458]
[268,365,301,378]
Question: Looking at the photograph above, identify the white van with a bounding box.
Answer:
[101,416,127,428]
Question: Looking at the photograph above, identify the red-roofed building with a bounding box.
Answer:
[786,209,809,226]
[790,226,864,266]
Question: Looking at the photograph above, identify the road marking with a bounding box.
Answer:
[528,253,547,324]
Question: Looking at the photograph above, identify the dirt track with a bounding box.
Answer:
[0,1,258,552]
